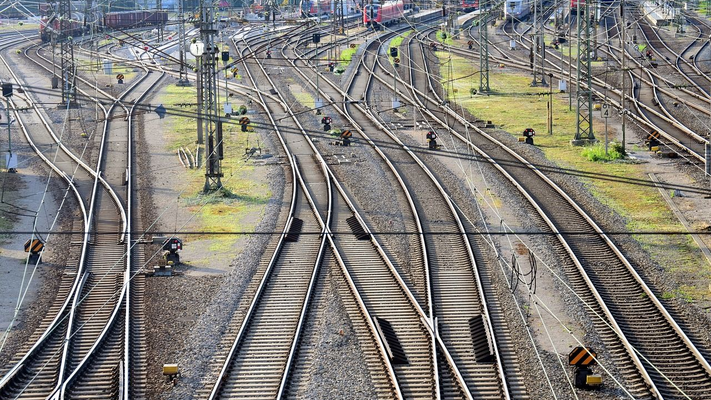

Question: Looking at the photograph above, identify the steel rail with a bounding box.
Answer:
[206,25,321,400]
[393,27,711,398]
[0,36,95,397]
[288,27,479,398]
[234,28,405,398]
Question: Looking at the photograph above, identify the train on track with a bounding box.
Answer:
[364,0,407,29]
[461,0,479,11]
[39,7,167,42]
[570,0,585,11]
[300,0,363,17]
[504,0,531,19]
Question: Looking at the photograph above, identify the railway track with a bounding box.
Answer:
[0,31,164,399]
[370,21,711,398]
[469,6,709,165]
[281,21,518,397]
[204,26,417,399]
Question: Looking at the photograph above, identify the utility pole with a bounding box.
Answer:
[83,0,92,28]
[532,0,546,86]
[531,0,538,85]
[198,0,223,192]
[574,0,595,143]
[178,0,189,85]
[620,1,626,153]
[59,0,75,106]
[479,0,489,93]
[568,1,573,111]
[548,73,553,135]
[157,0,164,41]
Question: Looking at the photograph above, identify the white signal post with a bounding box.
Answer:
[601,103,610,155]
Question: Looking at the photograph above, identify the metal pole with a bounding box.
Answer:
[621,1,626,153]
[568,2,573,111]
[6,96,10,159]
[316,41,321,114]
[178,0,189,85]
[532,0,538,85]
[197,55,203,144]
[549,74,553,134]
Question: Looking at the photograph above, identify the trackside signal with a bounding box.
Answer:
[239,116,250,132]
[568,347,602,390]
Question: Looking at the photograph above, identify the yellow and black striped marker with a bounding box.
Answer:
[569,346,597,367]
[24,238,44,254]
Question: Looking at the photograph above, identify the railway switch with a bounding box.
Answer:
[522,128,535,145]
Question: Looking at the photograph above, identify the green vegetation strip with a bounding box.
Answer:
[159,85,271,258]
[438,52,711,301]
[388,30,413,65]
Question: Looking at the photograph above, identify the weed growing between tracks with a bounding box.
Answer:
[438,52,711,301]
[158,84,271,260]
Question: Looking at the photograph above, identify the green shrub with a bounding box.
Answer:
[581,143,625,162]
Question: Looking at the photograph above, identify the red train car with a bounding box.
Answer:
[364,0,404,29]
[104,10,168,29]
[570,0,585,11]
[462,0,478,11]
[40,9,167,42]
[39,14,83,42]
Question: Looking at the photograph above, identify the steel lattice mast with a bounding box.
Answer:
[157,0,164,41]
[574,0,595,142]
[199,0,223,192]
[478,0,489,93]
[178,0,189,85]
[59,0,75,105]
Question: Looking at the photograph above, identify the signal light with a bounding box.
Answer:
[389,47,398,57]
[2,83,12,98]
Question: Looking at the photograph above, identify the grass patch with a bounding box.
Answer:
[438,52,711,301]
[292,89,315,109]
[158,85,271,258]
[340,47,357,65]
[390,30,412,49]
[436,30,454,46]
[389,30,413,65]
[581,142,625,162]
